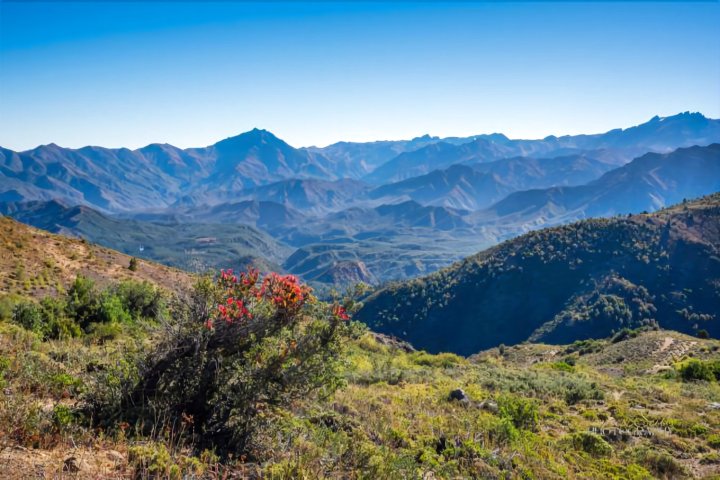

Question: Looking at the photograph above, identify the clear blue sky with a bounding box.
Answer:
[1,1,718,151]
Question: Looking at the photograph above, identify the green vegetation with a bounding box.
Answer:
[1,275,718,478]
[8,276,165,341]
[358,193,720,355]
[677,359,720,382]
[1,196,719,477]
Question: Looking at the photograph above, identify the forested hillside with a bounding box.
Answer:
[358,194,720,354]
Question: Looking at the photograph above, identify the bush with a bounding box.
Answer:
[0,355,10,388]
[101,269,358,457]
[611,327,640,343]
[632,446,686,478]
[569,432,613,457]
[497,394,538,431]
[97,292,132,324]
[115,280,165,321]
[411,351,464,368]
[677,359,716,382]
[87,322,123,343]
[707,434,720,449]
[39,297,81,340]
[12,302,43,333]
[52,404,76,433]
[66,275,100,330]
[550,361,574,372]
[12,298,82,340]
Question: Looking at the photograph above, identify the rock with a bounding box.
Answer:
[106,450,125,463]
[478,400,499,414]
[372,333,416,352]
[448,389,468,402]
[708,402,720,410]
[63,456,90,473]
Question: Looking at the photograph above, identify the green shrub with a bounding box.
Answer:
[52,404,76,433]
[66,275,100,329]
[87,322,123,343]
[550,361,575,372]
[707,434,720,449]
[115,280,165,321]
[568,431,613,457]
[12,301,43,333]
[564,380,603,405]
[411,351,463,368]
[39,297,81,340]
[0,355,10,388]
[632,446,686,478]
[0,294,21,321]
[677,359,716,382]
[611,327,640,343]
[488,416,519,444]
[497,394,538,431]
[97,292,132,324]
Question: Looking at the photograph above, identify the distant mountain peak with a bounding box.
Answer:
[215,128,277,145]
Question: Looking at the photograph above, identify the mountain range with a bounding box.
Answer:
[2,112,720,288]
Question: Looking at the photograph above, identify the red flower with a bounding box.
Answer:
[332,304,350,321]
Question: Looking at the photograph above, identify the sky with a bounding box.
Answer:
[0,1,719,151]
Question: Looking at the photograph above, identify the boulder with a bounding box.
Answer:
[478,400,499,414]
[448,389,468,402]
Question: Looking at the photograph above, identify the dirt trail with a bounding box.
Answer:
[645,336,696,375]
[658,336,674,353]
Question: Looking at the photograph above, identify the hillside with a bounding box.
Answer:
[357,193,720,355]
[0,216,193,297]
[1,312,719,478]
[0,201,290,274]
[0,221,718,478]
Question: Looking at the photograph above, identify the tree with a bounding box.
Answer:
[128,257,139,271]
[66,275,99,330]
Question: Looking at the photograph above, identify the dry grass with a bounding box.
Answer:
[0,217,194,297]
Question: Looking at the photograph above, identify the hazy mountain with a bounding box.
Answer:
[470,154,613,191]
[191,129,339,192]
[303,135,444,178]
[369,165,512,211]
[480,144,720,225]
[0,144,186,211]
[2,112,718,215]
[0,129,341,213]
[369,154,612,211]
[303,133,511,178]
[357,193,720,355]
[364,138,516,184]
[237,178,371,214]
[363,112,720,184]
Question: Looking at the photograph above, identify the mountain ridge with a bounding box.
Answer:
[357,193,720,354]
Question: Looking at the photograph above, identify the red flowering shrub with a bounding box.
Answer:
[104,269,361,457]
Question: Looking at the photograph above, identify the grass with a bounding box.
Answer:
[0,318,718,478]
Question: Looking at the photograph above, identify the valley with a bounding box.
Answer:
[2,113,720,290]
